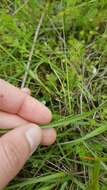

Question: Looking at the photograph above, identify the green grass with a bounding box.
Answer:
[0,0,107,189]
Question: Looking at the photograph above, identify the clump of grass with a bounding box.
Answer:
[0,0,107,189]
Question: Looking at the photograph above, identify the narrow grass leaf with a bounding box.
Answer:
[62,122,107,145]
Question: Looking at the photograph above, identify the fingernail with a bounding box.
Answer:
[25,126,42,153]
[21,88,31,95]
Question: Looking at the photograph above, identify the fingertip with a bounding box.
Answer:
[41,128,56,146]
[44,108,52,124]
[18,96,52,125]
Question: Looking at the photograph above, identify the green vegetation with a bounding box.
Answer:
[0,0,107,189]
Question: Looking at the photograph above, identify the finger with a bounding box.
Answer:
[0,123,42,190]
[41,128,56,145]
[0,111,28,128]
[0,112,56,146]
[21,88,31,95]
[0,79,52,124]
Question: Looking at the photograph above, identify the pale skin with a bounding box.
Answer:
[0,79,56,190]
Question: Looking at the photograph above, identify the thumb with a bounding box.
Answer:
[0,124,42,190]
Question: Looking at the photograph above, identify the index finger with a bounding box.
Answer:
[0,79,52,124]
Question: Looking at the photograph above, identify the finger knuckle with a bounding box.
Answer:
[1,139,22,170]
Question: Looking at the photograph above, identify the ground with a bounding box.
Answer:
[0,0,107,190]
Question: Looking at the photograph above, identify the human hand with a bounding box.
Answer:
[0,79,56,189]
